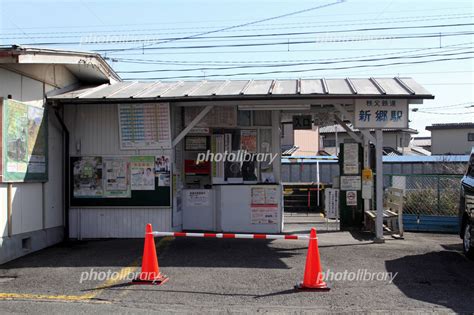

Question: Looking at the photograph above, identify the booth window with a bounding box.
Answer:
[253,111,272,126]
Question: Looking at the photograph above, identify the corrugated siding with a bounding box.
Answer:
[44,111,64,229]
[64,103,174,237]
[69,208,171,238]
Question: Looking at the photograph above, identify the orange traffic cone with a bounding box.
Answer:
[132,223,168,285]
[295,227,330,291]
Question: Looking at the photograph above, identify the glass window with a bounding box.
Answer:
[253,111,272,126]
[323,139,336,147]
[468,133,474,142]
[237,110,251,126]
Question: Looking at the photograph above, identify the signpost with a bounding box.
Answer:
[353,99,410,242]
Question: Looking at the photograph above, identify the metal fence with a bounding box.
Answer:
[385,174,462,216]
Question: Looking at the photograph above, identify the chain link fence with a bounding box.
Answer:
[385,174,462,216]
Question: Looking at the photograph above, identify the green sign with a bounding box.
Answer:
[2,99,48,182]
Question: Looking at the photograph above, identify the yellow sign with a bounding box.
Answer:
[362,168,373,182]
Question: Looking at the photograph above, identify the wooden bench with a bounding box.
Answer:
[364,187,404,239]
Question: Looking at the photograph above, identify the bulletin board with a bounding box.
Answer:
[70,156,170,207]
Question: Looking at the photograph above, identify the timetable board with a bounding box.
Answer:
[118,103,171,150]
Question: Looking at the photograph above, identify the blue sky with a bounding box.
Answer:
[1,0,473,136]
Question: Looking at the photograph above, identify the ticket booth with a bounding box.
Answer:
[175,105,283,233]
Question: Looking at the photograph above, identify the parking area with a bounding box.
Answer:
[0,231,473,313]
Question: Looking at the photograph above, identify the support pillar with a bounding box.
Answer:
[374,129,384,243]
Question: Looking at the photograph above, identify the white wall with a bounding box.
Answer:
[64,103,173,238]
[0,185,7,237]
[431,128,474,155]
[0,67,69,238]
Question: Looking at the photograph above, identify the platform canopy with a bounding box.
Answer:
[48,77,433,103]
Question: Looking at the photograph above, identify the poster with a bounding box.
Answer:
[240,130,257,152]
[103,157,130,198]
[155,155,171,187]
[251,205,278,224]
[2,99,48,182]
[343,143,359,175]
[154,155,171,173]
[118,103,171,150]
[72,156,103,198]
[130,156,155,190]
[157,173,170,187]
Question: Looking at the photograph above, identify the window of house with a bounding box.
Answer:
[323,139,336,147]
[468,133,474,142]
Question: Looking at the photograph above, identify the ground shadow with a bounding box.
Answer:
[0,239,144,269]
[0,237,298,270]
[385,249,474,313]
[158,238,295,269]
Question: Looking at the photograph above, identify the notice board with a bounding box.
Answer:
[70,156,170,207]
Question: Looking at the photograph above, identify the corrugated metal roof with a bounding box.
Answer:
[48,77,433,101]
[426,122,474,130]
[319,124,418,134]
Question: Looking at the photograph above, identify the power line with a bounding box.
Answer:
[121,55,474,80]
[416,102,474,110]
[3,13,473,38]
[115,50,474,74]
[90,31,474,53]
[10,22,474,46]
[109,41,474,65]
[109,0,346,54]
[2,6,472,31]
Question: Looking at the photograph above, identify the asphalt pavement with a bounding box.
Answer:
[0,231,473,313]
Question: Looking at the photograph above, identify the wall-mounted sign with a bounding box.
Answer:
[353,99,408,129]
[1,99,48,182]
[343,143,359,175]
[118,103,171,150]
[292,115,312,130]
[251,205,278,224]
[340,175,361,191]
[346,190,357,206]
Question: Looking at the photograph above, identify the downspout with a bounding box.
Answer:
[53,105,70,241]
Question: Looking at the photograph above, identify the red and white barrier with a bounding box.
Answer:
[150,231,311,240]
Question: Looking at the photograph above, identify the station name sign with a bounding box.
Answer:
[353,99,408,129]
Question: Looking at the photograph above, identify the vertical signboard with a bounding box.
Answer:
[1,99,48,182]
